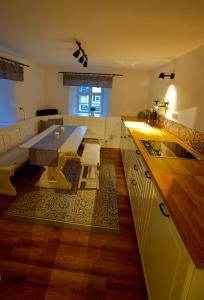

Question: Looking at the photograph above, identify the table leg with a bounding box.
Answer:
[35,166,72,189]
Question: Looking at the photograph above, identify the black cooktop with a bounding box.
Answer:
[141,140,199,159]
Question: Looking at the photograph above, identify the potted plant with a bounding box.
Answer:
[154,100,169,117]
[158,101,169,108]
[154,100,169,108]
[90,106,96,116]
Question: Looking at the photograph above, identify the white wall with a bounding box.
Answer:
[109,69,151,116]
[150,44,204,132]
[15,63,45,121]
[44,66,151,117]
[0,51,45,123]
[44,67,68,114]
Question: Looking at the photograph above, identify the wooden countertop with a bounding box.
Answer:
[122,116,204,269]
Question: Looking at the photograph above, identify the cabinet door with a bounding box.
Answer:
[127,175,139,234]
[125,143,153,254]
[120,122,125,160]
[142,188,191,300]
[122,136,135,180]
[120,122,131,173]
[131,153,153,254]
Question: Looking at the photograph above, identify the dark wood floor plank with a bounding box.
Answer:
[0,148,147,299]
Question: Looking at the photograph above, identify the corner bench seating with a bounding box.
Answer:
[0,147,29,195]
[0,117,64,196]
[78,143,100,189]
[0,122,37,196]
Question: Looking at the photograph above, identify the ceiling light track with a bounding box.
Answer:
[72,40,88,67]
[0,56,30,67]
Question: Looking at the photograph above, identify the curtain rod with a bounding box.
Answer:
[58,72,123,76]
[0,56,30,67]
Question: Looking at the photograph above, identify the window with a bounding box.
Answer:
[0,79,16,127]
[69,86,109,116]
[77,86,103,113]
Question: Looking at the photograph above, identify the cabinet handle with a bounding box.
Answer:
[133,164,138,171]
[159,203,170,218]
[132,179,137,185]
[136,150,140,155]
[145,170,151,179]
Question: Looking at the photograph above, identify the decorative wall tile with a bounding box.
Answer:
[193,131,204,153]
[178,125,195,147]
[157,114,204,154]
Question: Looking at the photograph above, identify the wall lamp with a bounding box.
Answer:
[72,41,88,67]
[158,72,175,79]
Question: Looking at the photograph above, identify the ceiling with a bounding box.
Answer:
[1,0,204,70]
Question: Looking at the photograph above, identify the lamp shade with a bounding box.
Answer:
[158,72,165,79]
[73,49,80,58]
[78,55,85,63]
[83,60,88,67]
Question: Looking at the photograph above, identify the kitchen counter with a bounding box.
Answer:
[122,116,204,269]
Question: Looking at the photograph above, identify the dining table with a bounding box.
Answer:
[20,125,87,190]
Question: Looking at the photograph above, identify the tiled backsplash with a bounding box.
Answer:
[157,114,204,154]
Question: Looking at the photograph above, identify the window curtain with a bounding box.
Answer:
[0,60,24,81]
[63,73,113,88]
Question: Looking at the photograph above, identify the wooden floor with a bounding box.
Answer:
[0,148,147,300]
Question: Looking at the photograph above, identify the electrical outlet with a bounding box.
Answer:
[18,107,26,120]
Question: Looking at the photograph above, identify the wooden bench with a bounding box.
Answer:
[0,147,29,195]
[78,143,100,189]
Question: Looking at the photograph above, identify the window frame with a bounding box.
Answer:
[76,86,104,114]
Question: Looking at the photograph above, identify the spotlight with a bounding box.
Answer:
[158,72,175,79]
[158,72,165,79]
[83,59,88,67]
[170,73,175,79]
[73,49,80,58]
[78,55,85,64]
[83,55,88,67]
[72,41,81,58]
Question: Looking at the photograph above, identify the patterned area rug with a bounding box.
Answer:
[3,159,119,234]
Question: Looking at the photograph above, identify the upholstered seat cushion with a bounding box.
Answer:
[48,118,63,125]
[40,118,63,132]
[40,120,50,132]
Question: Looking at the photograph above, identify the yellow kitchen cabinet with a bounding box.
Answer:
[120,119,204,299]
[120,127,154,254]
[142,186,204,300]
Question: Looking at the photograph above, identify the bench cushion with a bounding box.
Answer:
[81,143,100,166]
